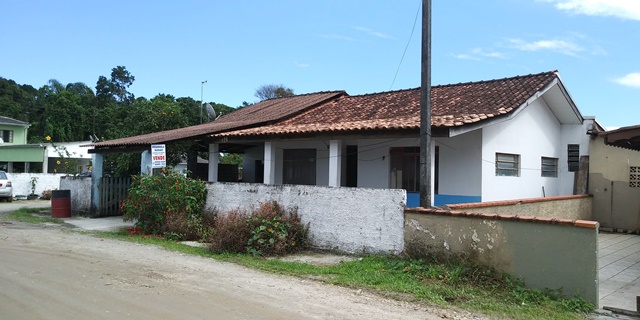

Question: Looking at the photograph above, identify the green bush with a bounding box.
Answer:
[121,168,207,239]
[208,201,308,256]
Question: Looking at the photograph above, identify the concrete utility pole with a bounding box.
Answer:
[419,0,432,208]
[200,80,207,124]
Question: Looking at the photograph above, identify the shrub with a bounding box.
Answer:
[246,201,308,256]
[208,201,308,256]
[40,189,53,200]
[208,209,253,253]
[121,168,207,238]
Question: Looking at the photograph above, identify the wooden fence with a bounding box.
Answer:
[97,177,132,217]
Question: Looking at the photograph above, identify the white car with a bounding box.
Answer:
[0,171,13,202]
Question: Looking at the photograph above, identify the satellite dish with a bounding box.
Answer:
[205,103,216,121]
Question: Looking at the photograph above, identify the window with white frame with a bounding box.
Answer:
[541,157,558,177]
[495,153,520,177]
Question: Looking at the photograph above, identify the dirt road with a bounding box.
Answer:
[0,222,482,320]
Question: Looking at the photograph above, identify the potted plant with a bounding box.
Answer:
[28,177,39,200]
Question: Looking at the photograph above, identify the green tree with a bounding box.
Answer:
[254,84,294,101]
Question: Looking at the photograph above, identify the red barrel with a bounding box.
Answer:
[51,190,71,218]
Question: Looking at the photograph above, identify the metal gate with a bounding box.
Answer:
[98,177,132,217]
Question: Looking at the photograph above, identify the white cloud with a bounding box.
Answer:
[452,53,481,60]
[507,38,584,56]
[452,48,506,61]
[319,34,354,41]
[614,72,640,88]
[471,48,507,59]
[354,26,394,39]
[543,0,640,21]
[294,61,309,68]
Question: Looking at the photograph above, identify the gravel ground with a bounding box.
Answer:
[0,221,489,320]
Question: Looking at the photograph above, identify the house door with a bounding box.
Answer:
[255,160,264,183]
[283,149,316,185]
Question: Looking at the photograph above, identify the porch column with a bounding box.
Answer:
[329,140,342,187]
[90,153,104,215]
[264,142,276,184]
[42,146,49,173]
[208,143,219,182]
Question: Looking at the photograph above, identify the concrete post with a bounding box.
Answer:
[208,143,219,182]
[329,140,342,187]
[90,153,104,216]
[264,142,276,184]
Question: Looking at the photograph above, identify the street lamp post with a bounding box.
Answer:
[200,80,207,124]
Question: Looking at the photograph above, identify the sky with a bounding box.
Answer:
[1,0,639,128]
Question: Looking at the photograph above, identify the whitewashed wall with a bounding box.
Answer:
[434,130,482,197]
[205,182,406,254]
[559,118,595,194]
[8,173,63,196]
[481,99,568,201]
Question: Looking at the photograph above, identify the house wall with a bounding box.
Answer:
[559,119,595,194]
[589,135,640,231]
[481,99,567,201]
[404,208,599,305]
[0,124,28,144]
[434,130,482,200]
[446,194,592,220]
[60,176,92,215]
[204,182,406,254]
[9,173,63,196]
[242,145,264,183]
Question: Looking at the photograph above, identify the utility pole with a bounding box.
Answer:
[200,80,207,124]
[419,0,432,208]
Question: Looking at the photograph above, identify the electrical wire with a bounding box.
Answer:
[389,0,422,90]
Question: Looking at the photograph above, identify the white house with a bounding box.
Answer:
[88,71,595,207]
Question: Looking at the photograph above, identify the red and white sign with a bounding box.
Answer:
[151,144,166,168]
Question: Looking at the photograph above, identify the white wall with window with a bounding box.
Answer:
[481,98,565,201]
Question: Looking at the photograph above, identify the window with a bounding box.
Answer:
[1,130,13,143]
[390,147,420,192]
[495,153,519,177]
[567,144,580,172]
[541,157,558,177]
[282,149,316,185]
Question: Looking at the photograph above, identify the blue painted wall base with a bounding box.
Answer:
[406,192,481,208]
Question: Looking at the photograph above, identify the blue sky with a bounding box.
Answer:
[1,0,638,128]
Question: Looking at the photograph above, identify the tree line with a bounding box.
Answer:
[0,66,294,176]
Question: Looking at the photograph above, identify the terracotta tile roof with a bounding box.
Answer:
[216,71,558,138]
[87,91,346,147]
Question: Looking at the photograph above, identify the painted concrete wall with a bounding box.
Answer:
[589,135,640,230]
[446,195,592,221]
[434,130,482,198]
[8,173,63,196]
[559,119,594,194]
[482,99,571,201]
[204,182,406,254]
[60,176,92,215]
[0,123,28,144]
[405,209,599,305]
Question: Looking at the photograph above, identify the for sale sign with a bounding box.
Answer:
[151,144,166,168]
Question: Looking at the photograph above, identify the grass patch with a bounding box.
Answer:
[95,230,594,320]
[1,207,62,224]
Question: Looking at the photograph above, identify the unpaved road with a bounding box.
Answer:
[0,221,484,320]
